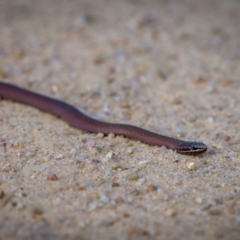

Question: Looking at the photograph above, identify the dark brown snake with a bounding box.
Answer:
[0,82,207,155]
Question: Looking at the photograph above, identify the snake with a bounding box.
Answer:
[0,82,207,155]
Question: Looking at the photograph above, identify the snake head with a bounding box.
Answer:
[177,141,207,155]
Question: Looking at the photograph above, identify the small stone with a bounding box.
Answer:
[137,11,157,28]
[195,197,203,204]
[165,209,177,217]
[147,184,158,192]
[207,117,214,124]
[32,207,44,215]
[163,194,170,201]
[221,79,233,87]
[127,147,134,154]
[101,157,108,163]
[112,182,120,187]
[187,116,197,122]
[106,151,113,159]
[138,160,149,165]
[102,219,115,227]
[56,214,66,223]
[0,190,5,199]
[192,76,206,84]
[121,102,131,108]
[69,148,77,155]
[228,151,237,158]
[47,173,58,181]
[223,135,231,142]
[56,154,63,160]
[157,69,167,79]
[136,63,150,74]
[96,178,105,186]
[77,185,85,191]
[100,194,109,203]
[115,196,124,204]
[14,48,25,59]
[126,226,138,236]
[0,67,8,78]
[136,178,146,185]
[92,159,101,163]
[101,151,114,163]
[172,97,182,105]
[85,139,95,148]
[93,55,106,65]
[131,189,141,195]
[51,85,59,93]
[96,133,104,139]
[128,172,139,181]
[108,133,115,139]
[112,165,123,171]
[107,91,117,97]
[209,208,221,216]
[123,109,132,118]
[187,162,195,171]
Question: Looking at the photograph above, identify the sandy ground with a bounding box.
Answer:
[0,0,240,239]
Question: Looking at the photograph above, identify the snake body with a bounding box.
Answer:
[0,82,207,155]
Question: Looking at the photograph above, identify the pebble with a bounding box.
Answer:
[187,162,196,171]
[228,151,237,158]
[131,189,141,195]
[106,151,113,159]
[165,209,177,217]
[27,158,41,165]
[0,190,5,199]
[163,194,170,201]
[128,172,139,181]
[0,67,8,78]
[51,85,59,93]
[136,178,146,185]
[207,117,214,124]
[121,101,131,108]
[47,173,58,181]
[114,196,124,204]
[32,207,44,216]
[56,154,63,160]
[112,165,123,171]
[195,197,203,204]
[138,160,149,165]
[96,178,105,186]
[69,148,77,155]
[77,185,85,191]
[101,151,114,163]
[127,147,134,154]
[192,76,207,84]
[56,214,67,223]
[147,184,158,192]
[96,133,104,139]
[108,133,115,140]
[100,194,110,203]
[85,139,95,148]
[112,182,120,187]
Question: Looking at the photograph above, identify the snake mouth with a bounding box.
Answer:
[177,141,207,155]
